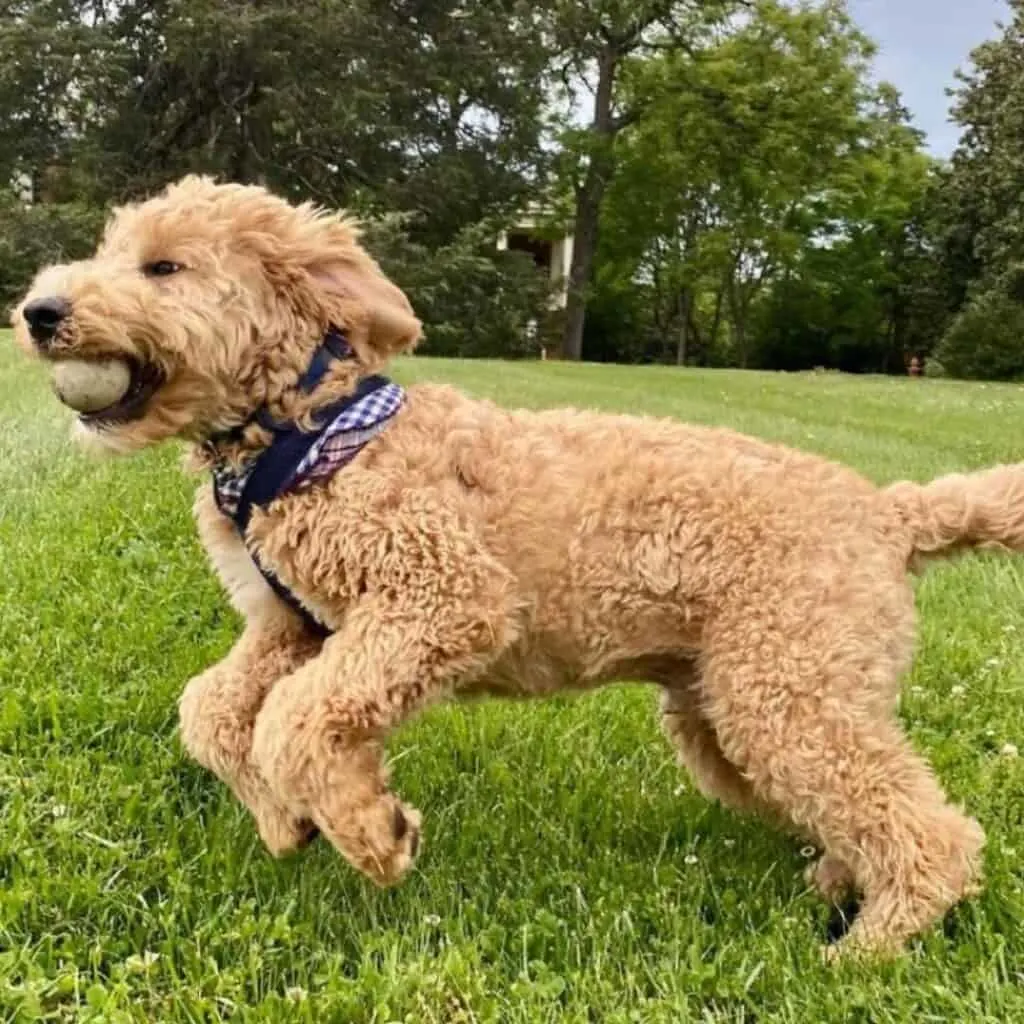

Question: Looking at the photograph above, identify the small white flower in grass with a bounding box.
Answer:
[424,914,442,927]
[674,784,687,796]
[723,838,736,849]
[684,853,699,866]
[1000,743,1019,759]
[51,804,68,818]
[950,684,966,698]
[285,988,308,1003]
[125,951,159,974]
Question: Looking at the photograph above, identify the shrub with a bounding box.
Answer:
[935,274,1024,380]
[0,192,107,312]
[363,216,554,358]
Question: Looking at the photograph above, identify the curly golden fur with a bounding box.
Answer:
[15,176,1024,958]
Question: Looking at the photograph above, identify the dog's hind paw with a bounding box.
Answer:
[805,852,856,904]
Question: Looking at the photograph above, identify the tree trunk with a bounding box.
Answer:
[562,48,618,361]
[708,269,729,355]
[886,239,908,374]
[727,276,749,369]
[686,303,703,362]
[676,287,692,366]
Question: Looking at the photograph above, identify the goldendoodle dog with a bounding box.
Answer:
[13,176,1024,958]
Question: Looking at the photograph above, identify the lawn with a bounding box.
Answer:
[1,334,1023,1022]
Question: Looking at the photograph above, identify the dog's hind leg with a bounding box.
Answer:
[805,851,856,904]
[179,615,323,855]
[700,600,984,958]
[660,667,856,899]
[657,665,762,815]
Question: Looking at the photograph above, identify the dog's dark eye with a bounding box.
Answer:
[143,260,183,278]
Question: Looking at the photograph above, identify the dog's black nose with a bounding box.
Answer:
[23,296,71,346]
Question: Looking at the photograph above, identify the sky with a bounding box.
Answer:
[848,0,1011,155]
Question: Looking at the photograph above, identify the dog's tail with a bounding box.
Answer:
[886,464,1024,568]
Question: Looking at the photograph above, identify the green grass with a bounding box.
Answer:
[1,335,1023,1022]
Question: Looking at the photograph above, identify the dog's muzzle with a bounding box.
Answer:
[23,295,71,349]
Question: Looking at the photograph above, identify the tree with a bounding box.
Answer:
[944,2,1024,280]
[0,0,952,372]
[593,0,927,370]
[0,0,556,337]
[781,84,938,374]
[365,215,554,358]
[544,0,740,360]
[0,1,115,199]
[0,0,552,242]
[923,0,1024,376]
[0,189,105,309]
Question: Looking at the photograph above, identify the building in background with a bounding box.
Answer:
[497,205,574,311]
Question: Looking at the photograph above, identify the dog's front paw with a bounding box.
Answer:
[363,798,422,887]
[319,796,422,887]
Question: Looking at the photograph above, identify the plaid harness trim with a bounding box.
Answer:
[212,380,404,519]
[208,329,404,635]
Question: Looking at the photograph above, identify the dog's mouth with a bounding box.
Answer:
[51,357,165,426]
[82,361,164,426]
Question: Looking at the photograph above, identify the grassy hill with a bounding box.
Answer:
[1,335,1023,1021]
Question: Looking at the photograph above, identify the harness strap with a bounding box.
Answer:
[211,329,393,636]
[251,328,353,435]
[233,373,394,536]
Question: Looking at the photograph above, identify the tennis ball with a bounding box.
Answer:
[52,358,132,414]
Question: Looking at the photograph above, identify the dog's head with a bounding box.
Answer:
[12,176,421,453]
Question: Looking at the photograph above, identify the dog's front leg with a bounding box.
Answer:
[180,483,327,853]
[179,612,323,855]
[251,584,516,884]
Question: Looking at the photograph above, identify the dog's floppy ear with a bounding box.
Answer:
[310,258,422,359]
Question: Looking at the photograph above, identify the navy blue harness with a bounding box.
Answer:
[210,330,396,636]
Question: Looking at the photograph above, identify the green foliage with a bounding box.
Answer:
[590,0,941,371]
[0,0,1000,374]
[0,0,550,239]
[0,1,113,196]
[936,276,1024,381]
[543,0,741,358]
[0,0,553,343]
[923,1,1024,378]
[943,2,1024,276]
[364,217,554,358]
[0,191,106,311]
